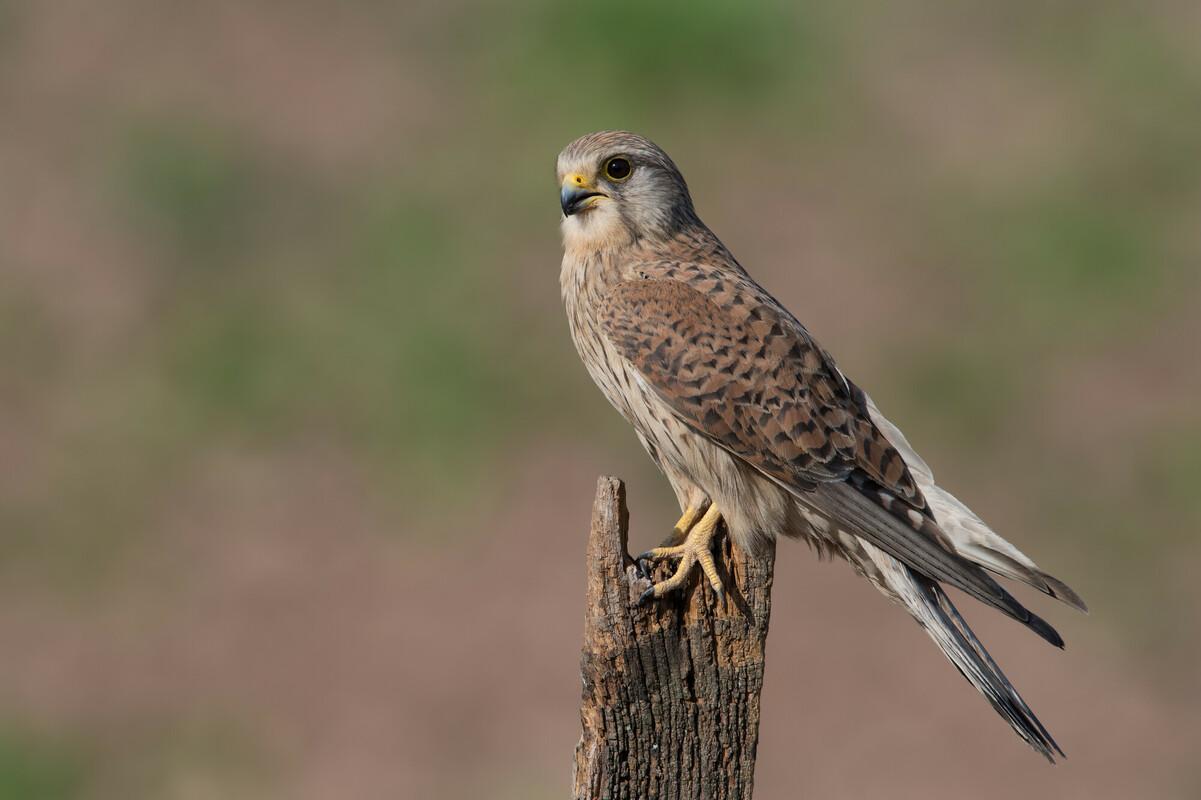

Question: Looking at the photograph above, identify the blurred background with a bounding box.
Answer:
[2,0,1199,797]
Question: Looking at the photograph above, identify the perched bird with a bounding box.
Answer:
[556,130,1086,761]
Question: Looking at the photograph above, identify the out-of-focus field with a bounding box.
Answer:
[1,1,1199,797]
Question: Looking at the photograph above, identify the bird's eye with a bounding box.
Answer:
[604,157,632,182]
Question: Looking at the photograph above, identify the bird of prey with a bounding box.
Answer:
[556,130,1085,761]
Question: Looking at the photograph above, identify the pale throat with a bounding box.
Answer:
[560,203,637,262]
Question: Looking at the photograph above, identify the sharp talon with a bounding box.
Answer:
[636,586,656,607]
[714,585,726,608]
[632,552,654,580]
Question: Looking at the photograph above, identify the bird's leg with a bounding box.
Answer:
[635,503,724,605]
[634,503,704,579]
[662,504,705,548]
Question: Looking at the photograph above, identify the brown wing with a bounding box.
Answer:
[599,278,923,506]
[600,278,1064,647]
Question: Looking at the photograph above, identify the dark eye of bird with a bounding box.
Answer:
[604,157,632,181]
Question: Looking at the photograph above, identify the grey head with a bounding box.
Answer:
[556,131,700,246]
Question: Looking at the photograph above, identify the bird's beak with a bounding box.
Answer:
[560,174,605,216]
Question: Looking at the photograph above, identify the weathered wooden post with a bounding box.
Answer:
[574,477,776,800]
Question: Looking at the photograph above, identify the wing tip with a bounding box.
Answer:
[972,549,1089,613]
[1042,574,1089,614]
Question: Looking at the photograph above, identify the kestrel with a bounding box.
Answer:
[557,130,1085,760]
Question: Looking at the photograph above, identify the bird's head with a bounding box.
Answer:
[556,131,698,252]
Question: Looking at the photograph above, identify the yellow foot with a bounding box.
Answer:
[634,503,703,579]
[635,503,724,606]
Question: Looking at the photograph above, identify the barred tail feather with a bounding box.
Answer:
[861,542,1064,761]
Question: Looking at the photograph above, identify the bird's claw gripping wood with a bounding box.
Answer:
[635,503,725,605]
[634,504,705,580]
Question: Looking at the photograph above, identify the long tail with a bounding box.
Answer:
[857,540,1064,761]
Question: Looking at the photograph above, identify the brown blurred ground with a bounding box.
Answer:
[1,1,1199,797]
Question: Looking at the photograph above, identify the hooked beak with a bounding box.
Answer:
[560,174,605,216]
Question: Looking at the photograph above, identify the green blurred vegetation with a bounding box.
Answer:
[508,0,799,110]
[123,123,261,262]
[0,727,87,800]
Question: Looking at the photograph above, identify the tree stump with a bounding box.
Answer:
[573,477,776,800]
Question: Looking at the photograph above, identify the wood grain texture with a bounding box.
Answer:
[573,477,776,800]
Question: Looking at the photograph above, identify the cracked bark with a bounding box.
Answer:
[573,477,776,800]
